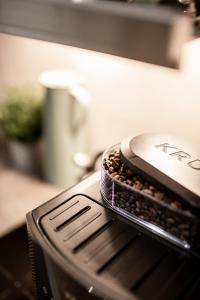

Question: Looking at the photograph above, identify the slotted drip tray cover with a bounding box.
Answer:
[40,195,200,300]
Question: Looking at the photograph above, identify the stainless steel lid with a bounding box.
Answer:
[120,133,200,208]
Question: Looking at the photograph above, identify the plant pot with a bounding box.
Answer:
[7,139,41,177]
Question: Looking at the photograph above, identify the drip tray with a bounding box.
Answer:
[0,225,34,300]
[40,195,200,300]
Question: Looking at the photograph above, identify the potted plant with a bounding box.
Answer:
[0,86,42,176]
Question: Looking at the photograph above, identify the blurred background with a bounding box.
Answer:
[1,33,200,182]
[1,0,200,299]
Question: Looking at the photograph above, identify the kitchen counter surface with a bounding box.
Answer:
[0,167,62,238]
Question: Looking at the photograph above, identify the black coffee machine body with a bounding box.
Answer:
[27,171,200,300]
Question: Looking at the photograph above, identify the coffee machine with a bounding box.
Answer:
[22,1,200,300]
[27,173,200,300]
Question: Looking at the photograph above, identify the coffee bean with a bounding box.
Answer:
[134,181,143,190]
[182,230,190,238]
[126,169,133,176]
[149,186,156,191]
[174,201,182,209]
[154,192,164,200]
[170,202,180,209]
[178,224,190,230]
[126,179,132,186]
[136,201,141,208]
[143,189,153,196]
[111,160,120,170]
[166,218,175,225]
[110,172,118,177]
[150,208,157,216]
[108,167,114,173]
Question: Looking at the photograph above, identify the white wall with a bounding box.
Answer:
[1,33,200,155]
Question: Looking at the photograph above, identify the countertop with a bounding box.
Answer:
[0,166,61,238]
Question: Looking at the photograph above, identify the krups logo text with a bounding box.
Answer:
[155,143,200,170]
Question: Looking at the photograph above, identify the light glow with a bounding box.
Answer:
[73,152,90,167]
[39,69,84,89]
[181,37,200,77]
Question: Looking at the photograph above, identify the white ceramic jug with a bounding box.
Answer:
[40,69,90,188]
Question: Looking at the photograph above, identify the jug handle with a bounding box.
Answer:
[69,85,90,133]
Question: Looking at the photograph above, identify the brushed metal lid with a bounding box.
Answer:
[120,133,200,208]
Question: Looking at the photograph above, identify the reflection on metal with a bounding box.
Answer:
[0,0,192,68]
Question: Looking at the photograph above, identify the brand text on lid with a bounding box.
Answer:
[155,143,200,170]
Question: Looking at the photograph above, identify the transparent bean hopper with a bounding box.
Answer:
[101,133,200,250]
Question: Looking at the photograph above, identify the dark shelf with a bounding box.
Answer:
[0,0,192,68]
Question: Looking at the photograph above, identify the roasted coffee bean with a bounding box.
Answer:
[110,172,118,177]
[182,230,190,238]
[150,208,157,216]
[134,181,143,190]
[110,159,119,169]
[126,168,133,176]
[118,177,125,182]
[108,167,115,173]
[170,202,180,209]
[143,189,153,196]
[166,218,175,225]
[154,192,164,200]
[178,224,190,230]
[149,186,156,191]
[136,201,141,208]
[125,179,132,186]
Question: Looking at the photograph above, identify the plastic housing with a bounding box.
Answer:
[100,144,200,249]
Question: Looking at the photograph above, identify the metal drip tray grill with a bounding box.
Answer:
[40,195,200,300]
